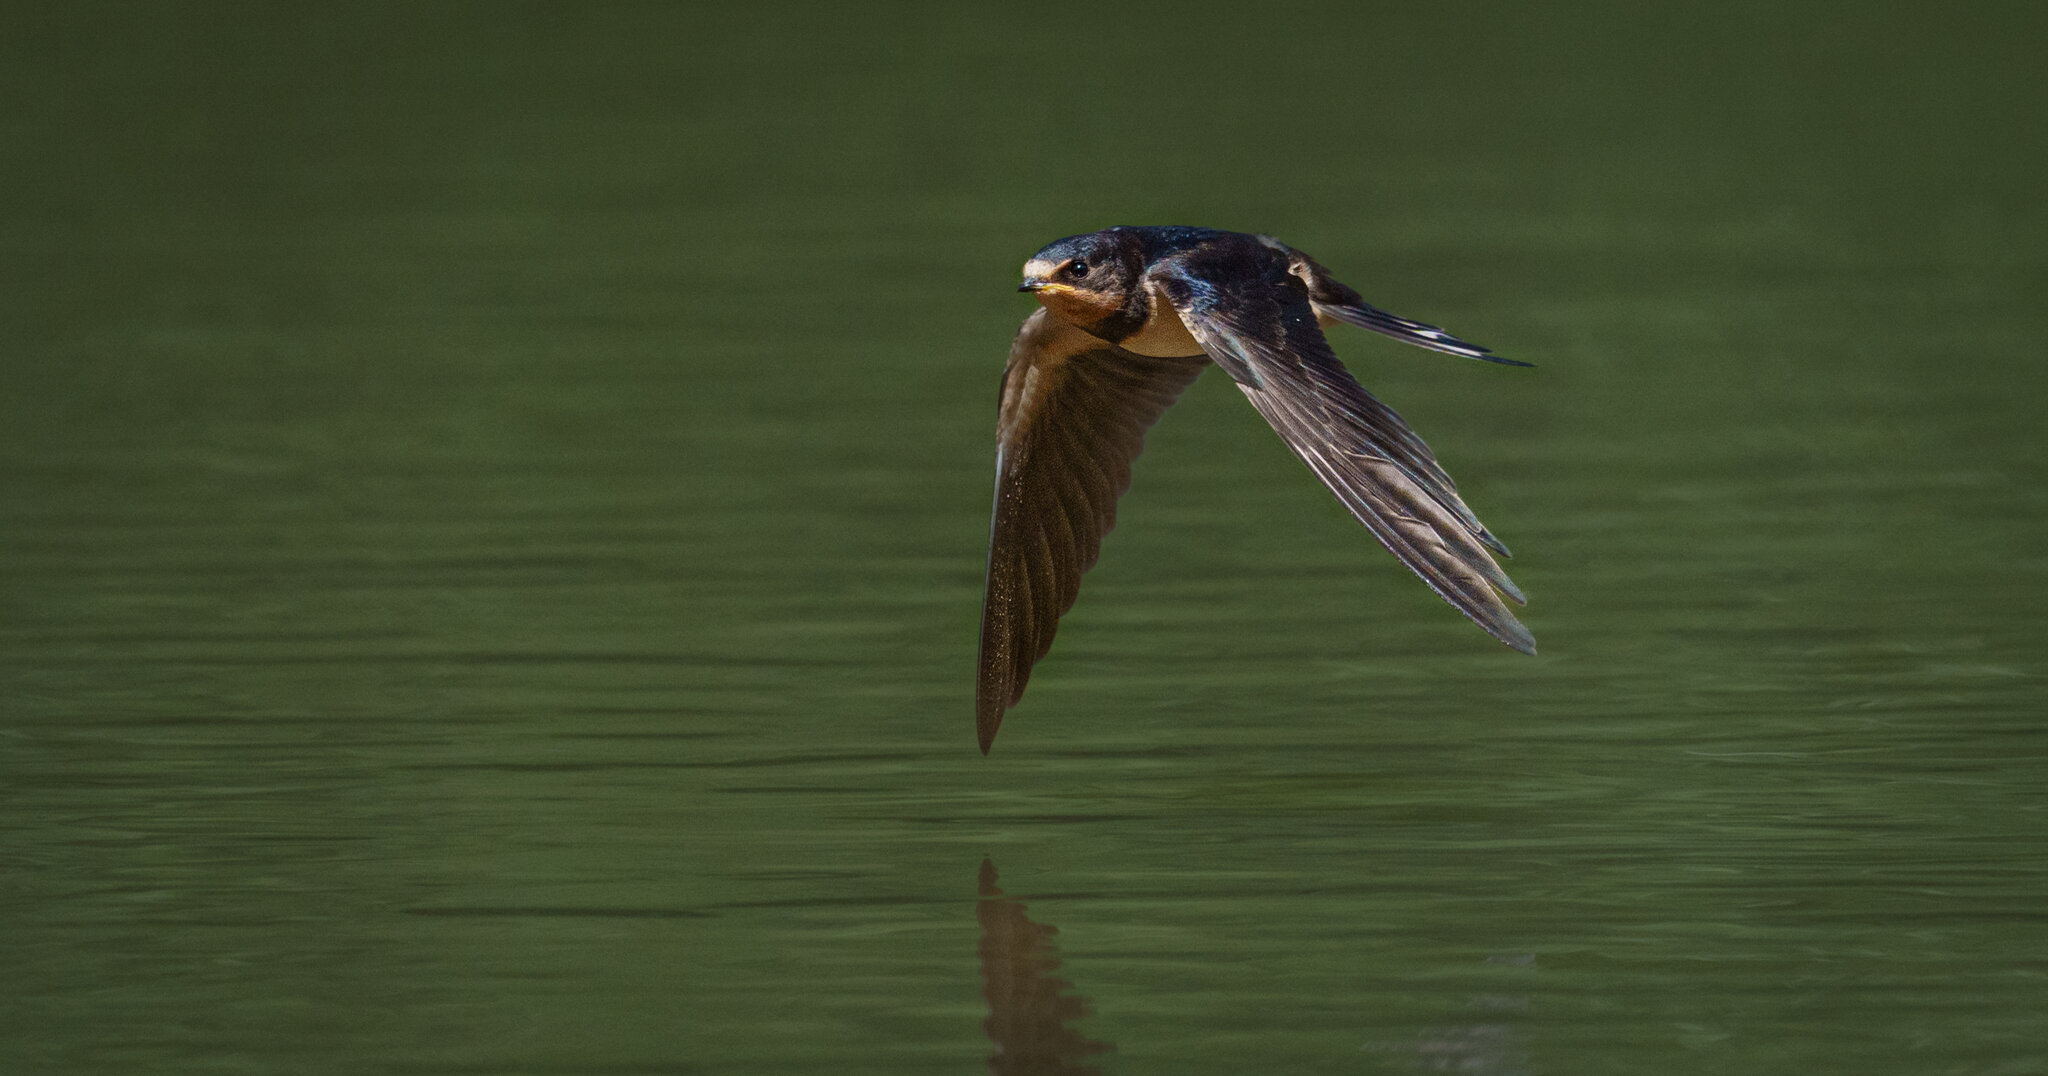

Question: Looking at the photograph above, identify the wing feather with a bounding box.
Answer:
[977,309,1208,752]
[1152,256,1536,654]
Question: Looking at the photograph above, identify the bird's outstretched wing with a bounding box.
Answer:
[1151,257,1536,655]
[978,309,1208,753]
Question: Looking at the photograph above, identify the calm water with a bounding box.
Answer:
[5,4,2046,1073]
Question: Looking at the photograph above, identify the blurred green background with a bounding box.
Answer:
[3,3,2044,1073]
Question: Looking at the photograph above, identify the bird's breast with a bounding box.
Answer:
[1115,281,1206,358]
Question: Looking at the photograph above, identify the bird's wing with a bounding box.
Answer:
[978,308,1208,753]
[1151,260,1536,655]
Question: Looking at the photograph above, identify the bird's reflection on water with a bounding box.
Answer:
[976,859,1113,1075]
[973,858,1531,1073]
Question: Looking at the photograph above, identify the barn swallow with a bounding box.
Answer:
[978,226,1535,753]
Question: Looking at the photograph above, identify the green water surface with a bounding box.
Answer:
[4,4,2045,1073]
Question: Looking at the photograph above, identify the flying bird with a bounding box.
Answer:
[977,226,1533,753]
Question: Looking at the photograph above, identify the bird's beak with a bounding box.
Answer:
[1018,277,1071,294]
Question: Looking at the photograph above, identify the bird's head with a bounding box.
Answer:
[1017,230,1147,341]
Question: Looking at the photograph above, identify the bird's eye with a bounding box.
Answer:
[1065,260,1090,278]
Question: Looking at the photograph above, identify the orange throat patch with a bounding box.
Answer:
[1033,285,1123,334]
